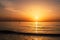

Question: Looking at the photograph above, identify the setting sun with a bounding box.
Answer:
[35,16,39,20]
[25,5,52,21]
[34,16,39,21]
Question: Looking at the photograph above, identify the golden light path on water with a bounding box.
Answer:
[35,22,38,40]
[35,22,38,33]
[34,16,39,40]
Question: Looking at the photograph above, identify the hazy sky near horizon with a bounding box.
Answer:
[0,0,60,21]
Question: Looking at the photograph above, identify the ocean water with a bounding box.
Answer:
[0,22,60,34]
[0,22,60,40]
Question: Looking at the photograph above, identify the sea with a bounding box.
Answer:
[0,22,60,40]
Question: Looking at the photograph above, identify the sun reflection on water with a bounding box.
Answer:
[35,22,38,33]
[34,22,39,40]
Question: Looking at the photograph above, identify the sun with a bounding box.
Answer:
[35,16,39,20]
[25,5,47,21]
[34,16,39,21]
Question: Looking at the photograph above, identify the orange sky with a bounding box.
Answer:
[0,0,60,21]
